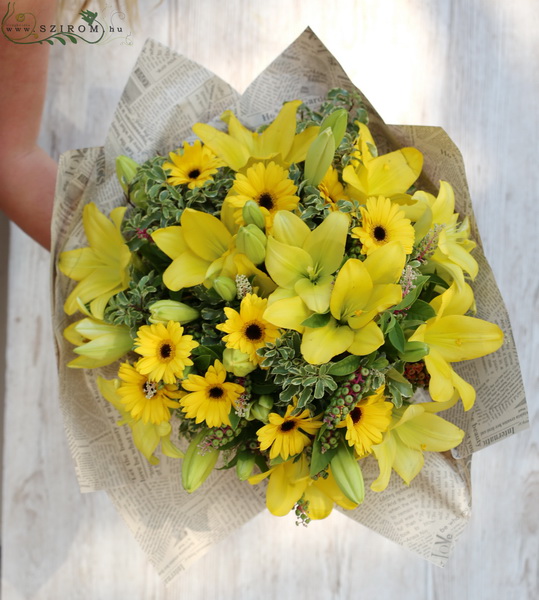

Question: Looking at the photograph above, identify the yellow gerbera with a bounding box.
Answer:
[58,203,131,320]
[181,360,245,428]
[337,387,393,456]
[162,140,223,189]
[134,321,198,384]
[227,161,299,229]
[117,361,183,424]
[216,293,281,363]
[352,195,415,255]
[318,165,350,210]
[257,404,322,460]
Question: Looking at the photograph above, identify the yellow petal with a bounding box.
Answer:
[265,459,309,517]
[329,259,372,320]
[362,241,406,284]
[430,282,474,318]
[315,469,359,511]
[151,226,187,260]
[58,247,100,280]
[272,211,310,247]
[347,321,385,355]
[181,209,232,261]
[366,147,423,197]
[392,439,424,485]
[397,412,464,452]
[294,276,333,313]
[301,320,354,364]
[192,122,250,171]
[423,349,457,402]
[371,433,397,492]
[302,483,335,520]
[286,125,320,163]
[422,315,504,362]
[263,296,310,332]
[162,251,209,291]
[302,211,349,277]
[265,237,312,288]
[258,100,302,160]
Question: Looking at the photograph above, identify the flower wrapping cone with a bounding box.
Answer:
[52,29,528,582]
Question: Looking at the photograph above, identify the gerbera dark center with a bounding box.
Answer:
[373,226,387,241]
[143,381,157,399]
[257,192,275,210]
[159,343,172,359]
[188,168,201,179]
[280,420,297,432]
[245,323,263,341]
[350,407,363,424]
[209,386,224,399]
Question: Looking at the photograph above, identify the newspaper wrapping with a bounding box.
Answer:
[50,28,528,583]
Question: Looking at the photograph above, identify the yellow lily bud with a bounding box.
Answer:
[330,440,365,504]
[249,395,274,422]
[64,318,132,368]
[319,108,348,147]
[222,347,257,376]
[115,155,140,193]
[236,224,267,265]
[304,127,336,186]
[148,300,199,324]
[242,200,266,230]
[236,451,256,481]
[181,430,219,493]
[213,276,238,301]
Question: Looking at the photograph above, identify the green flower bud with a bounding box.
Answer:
[236,224,267,265]
[115,155,140,193]
[181,430,219,493]
[249,394,274,422]
[330,440,365,505]
[235,451,256,481]
[304,127,336,186]
[319,108,348,147]
[222,347,257,377]
[148,300,199,324]
[242,200,266,230]
[213,276,238,301]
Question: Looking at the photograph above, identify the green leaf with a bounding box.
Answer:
[388,321,405,353]
[398,341,429,362]
[228,408,241,430]
[301,312,331,328]
[327,354,362,376]
[330,440,365,504]
[309,438,338,477]
[405,300,436,322]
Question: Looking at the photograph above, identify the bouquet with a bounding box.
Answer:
[52,30,527,580]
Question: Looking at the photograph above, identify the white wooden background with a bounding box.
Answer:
[2,1,538,598]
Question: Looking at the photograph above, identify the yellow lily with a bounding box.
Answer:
[192,100,319,171]
[264,210,349,314]
[58,203,131,320]
[342,122,423,203]
[265,241,406,364]
[64,317,132,368]
[371,399,465,491]
[98,377,183,465]
[248,453,358,519]
[408,181,478,289]
[409,282,504,410]
[152,208,237,291]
